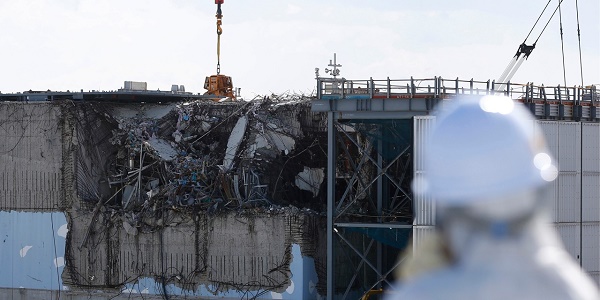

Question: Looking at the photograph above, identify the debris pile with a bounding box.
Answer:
[101,94,328,223]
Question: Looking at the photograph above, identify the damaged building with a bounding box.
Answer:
[3,76,597,299]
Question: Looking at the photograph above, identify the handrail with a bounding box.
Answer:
[316,77,599,105]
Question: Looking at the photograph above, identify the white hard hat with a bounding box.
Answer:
[416,95,558,205]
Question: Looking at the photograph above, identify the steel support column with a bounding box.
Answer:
[327,111,335,300]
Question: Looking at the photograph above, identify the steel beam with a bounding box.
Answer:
[327,111,335,300]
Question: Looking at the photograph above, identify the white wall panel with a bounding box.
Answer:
[582,223,600,273]
[582,174,600,222]
[557,121,581,172]
[582,123,600,173]
[557,172,581,222]
[411,225,436,253]
[589,272,600,288]
[537,121,559,158]
[581,123,600,223]
[540,180,559,222]
[555,223,581,264]
[413,116,435,172]
[413,116,436,226]
[412,180,436,226]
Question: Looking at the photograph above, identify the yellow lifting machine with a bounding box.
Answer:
[204,0,235,99]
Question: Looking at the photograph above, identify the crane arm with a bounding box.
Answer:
[498,43,536,85]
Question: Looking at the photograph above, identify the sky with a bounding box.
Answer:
[0,0,598,98]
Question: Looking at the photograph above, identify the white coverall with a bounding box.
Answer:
[388,211,600,300]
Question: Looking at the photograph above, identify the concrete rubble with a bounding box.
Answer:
[101,94,329,214]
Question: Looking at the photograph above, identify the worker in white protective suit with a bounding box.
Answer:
[387,95,599,300]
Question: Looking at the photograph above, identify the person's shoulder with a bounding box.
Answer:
[385,268,460,300]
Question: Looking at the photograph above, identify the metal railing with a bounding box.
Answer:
[317,77,598,106]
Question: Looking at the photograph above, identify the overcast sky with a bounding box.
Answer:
[1,0,598,97]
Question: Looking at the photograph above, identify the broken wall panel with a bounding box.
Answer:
[0,103,65,211]
[63,209,115,288]
[116,216,201,287]
[0,211,67,290]
[62,208,325,295]
[205,213,289,290]
[73,104,119,203]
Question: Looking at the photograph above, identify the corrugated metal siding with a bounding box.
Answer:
[538,122,584,223]
[413,116,435,172]
[557,172,581,222]
[413,116,436,226]
[537,121,559,158]
[582,223,600,273]
[582,123,600,173]
[557,122,581,172]
[582,174,600,222]
[582,123,600,223]
[411,225,436,253]
[537,121,562,223]
[541,177,559,222]
[589,272,600,288]
[554,223,581,264]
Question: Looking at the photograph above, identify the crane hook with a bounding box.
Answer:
[215,1,223,75]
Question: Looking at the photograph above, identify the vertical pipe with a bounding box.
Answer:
[376,129,383,291]
[387,77,391,98]
[138,143,143,203]
[557,86,562,104]
[470,78,474,94]
[455,77,459,95]
[327,111,335,300]
[579,121,583,268]
[317,78,322,99]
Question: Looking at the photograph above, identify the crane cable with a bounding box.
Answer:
[532,0,565,45]
[216,2,223,75]
[575,0,584,88]
[558,0,567,88]
[524,0,553,42]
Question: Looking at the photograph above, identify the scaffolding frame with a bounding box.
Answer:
[325,114,420,299]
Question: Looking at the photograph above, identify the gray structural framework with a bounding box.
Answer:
[312,66,600,299]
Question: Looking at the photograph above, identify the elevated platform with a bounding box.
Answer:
[0,90,217,103]
[312,77,599,122]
